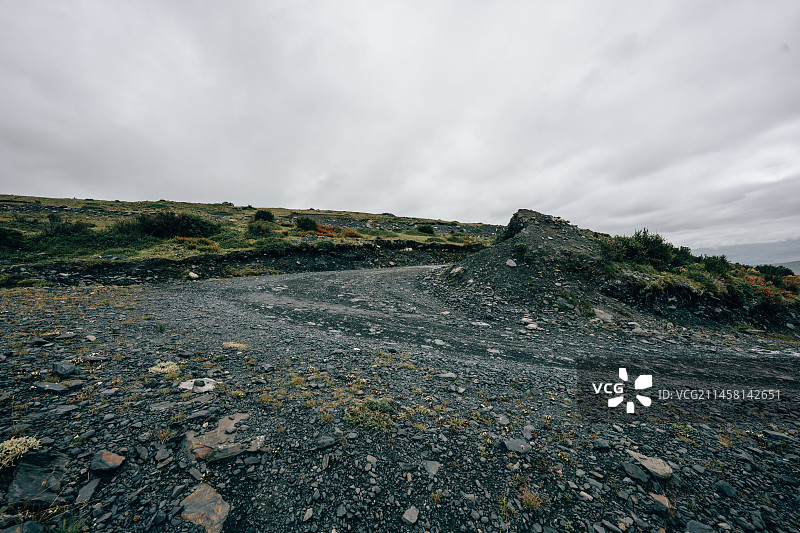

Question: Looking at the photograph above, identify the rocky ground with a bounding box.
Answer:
[1,261,799,533]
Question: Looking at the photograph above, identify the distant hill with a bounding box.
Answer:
[778,260,800,275]
[693,237,800,266]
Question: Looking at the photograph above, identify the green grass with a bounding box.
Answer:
[0,194,490,263]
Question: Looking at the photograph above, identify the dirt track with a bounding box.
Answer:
[1,266,799,532]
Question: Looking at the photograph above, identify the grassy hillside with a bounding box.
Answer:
[0,194,497,263]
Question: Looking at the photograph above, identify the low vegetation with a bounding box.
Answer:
[0,194,490,263]
[597,229,799,322]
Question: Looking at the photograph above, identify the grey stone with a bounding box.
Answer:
[90,450,125,470]
[181,483,230,533]
[593,438,611,451]
[621,461,648,483]
[316,436,336,450]
[74,478,100,504]
[714,480,737,498]
[401,506,419,525]
[423,460,441,476]
[686,520,715,533]
[0,523,45,533]
[7,452,70,507]
[627,450,673,479]
[33,382,68,394]
[52,361,76,378]
[503,438,532,453]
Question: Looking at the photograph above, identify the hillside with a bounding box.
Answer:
[0,194,500,286]
[438,209,800,334]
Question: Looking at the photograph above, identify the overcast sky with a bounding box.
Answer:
[1,1,799,251]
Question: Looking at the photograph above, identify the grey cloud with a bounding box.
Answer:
[1,1,799,256]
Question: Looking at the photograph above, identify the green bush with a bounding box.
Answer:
[247,220,278,237]
[255,235,292,254]
[295,217,318,232]
[42,214,92,236]
[416,224,435,235]
[0,227,24,249]
[253,209,275,222]
[314,240,335,251]
[755,264,793,279]
[703,255,731,275]
[113,212,219,238]
[600,229,694,271]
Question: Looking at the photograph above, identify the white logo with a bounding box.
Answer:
[591,368,653,414]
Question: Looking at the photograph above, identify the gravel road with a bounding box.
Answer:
[1,265,799,533]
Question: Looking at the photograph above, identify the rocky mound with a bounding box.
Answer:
[436,209,799,334]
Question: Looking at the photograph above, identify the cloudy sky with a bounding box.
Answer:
[1,1,799,252]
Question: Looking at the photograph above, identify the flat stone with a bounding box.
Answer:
[423,460,441,476]
[437,372,457,379]
[316,436,336,450]
[503,438,532,454]
[506,259,517,267]
[90,450,125,470]
[52,361,76,378]
[626,450,673,479]
[181,483,230,533]
[621,461,649,483]
[714,480,736,498]
[7,451,70,507]
[33,382,68,394]
[184,413,249,462]
[179,378,219,394]
[74,478,100,504]
[402,506,419,525]
[303,508,313,522]
[649,493,671,512]
[50,404,79,415]
[593,438,611,451]
[0,523,45,533]
[686,520,715,533]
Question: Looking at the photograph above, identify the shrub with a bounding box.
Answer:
[0,227,24,249]
[416,224,435,235]
[0,436,41,468]
[42,214,92,236]
[253,209,275,222]
[295,217,318,232]
[247,220,278,237]
[755,264,794,280]
[703,254,731,275]
[314,240,335,251]
[600,229,694,271]
[113,211,219,238]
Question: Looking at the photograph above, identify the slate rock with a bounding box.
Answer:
[7,451,70,507]
[74,478,101,504]
[503,438,532,453]
[52,361,76,378]
[0,523,45,533]
[181,483,230,533]
[649,493,671,512]
[621,461,649,483]
[185,413,249,462]
[686,520,715,533]
[627,450,673,479]
[423,460,441,476]
[714,480,737,498]
[593,438,611,451]
[33,382,68,394]
[316,436,336,450]
[90,450,125,470]
[402,506,419,525]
